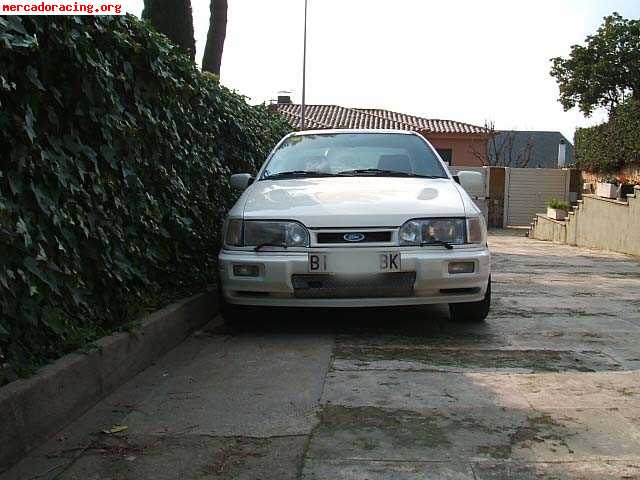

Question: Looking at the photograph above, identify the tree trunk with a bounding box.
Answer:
[202,0,228,75]
[143,0,196,61]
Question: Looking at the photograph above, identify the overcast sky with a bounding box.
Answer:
[129,0,640,142]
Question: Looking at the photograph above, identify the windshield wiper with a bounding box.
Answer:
[263,170,336,180]
[255,242,288,251]
[336,169,443,178]
[420,240,454,250]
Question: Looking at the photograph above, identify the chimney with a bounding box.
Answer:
[557,139,567,168]
[277,91,292,104]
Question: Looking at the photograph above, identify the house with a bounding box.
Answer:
[487,131,574,168]
[275,99,491,167]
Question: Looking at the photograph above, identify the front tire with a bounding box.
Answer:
[448,277,491,323]
[217,279,252,328]
[219,296,252,325]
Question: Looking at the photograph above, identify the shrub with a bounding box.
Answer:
[575,99,640,173]
[599,176,620,185]
[547,198,570,211]
[0,15,291,383]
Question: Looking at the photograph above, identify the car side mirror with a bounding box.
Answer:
[457,171,484,197]
[230,173,253,191]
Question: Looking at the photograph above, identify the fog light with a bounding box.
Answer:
[448,262,475,274]
[233,264,260,277]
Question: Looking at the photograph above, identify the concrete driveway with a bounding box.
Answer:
[4,231,640,480]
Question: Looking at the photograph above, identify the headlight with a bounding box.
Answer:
[466,216,486,244]
[224,219,310,248]
[399,218,466,246]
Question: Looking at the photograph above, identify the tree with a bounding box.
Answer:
[202,0,228,75]
[469,121,534,167]
[550,13,640,116]
[142,0,196,61]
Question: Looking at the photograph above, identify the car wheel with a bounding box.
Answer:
[448,277,491,323]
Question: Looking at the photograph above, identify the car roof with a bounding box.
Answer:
[290,129,418,136]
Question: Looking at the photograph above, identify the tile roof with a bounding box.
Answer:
[276,104,489,135]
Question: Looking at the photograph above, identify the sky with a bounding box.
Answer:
[128,0,640,142]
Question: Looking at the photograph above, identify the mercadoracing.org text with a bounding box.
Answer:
[2,0,123,15]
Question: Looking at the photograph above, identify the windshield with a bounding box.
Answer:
[261,133,449,179]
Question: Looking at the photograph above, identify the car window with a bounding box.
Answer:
[261,133,448,179]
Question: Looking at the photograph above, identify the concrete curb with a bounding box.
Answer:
[0,290,218,473]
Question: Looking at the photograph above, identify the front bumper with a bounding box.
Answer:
[218,246,490,308]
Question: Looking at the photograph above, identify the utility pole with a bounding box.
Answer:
[301,0,308,130]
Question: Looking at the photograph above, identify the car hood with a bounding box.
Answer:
[239,177,467,228]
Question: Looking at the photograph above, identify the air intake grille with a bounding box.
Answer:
[291,272,415,298]
[316,231,392,244]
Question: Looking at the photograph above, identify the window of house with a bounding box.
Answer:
[436,149,453,165]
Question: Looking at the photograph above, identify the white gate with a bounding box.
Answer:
[504,168,570,227]
[449,166,489,223]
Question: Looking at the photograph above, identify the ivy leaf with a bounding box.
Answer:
[30,182,54,213]
[24,105,35,142]
[100,145,118,169]
[0,271,10,290]
[16,217,33,248]
[26,66,45,91]
[7,172,23,195]
[50,87,63,106]
[23,257,59,293]
[0,74,14,92]
[6,16,27,35]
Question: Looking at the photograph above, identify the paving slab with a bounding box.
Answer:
[302,459,476,479]
[507,371,640,409]
[122,334,334,437]
[3,329,333,480]
[322,371,531,410]
[43,434,306,480]
[333,346,622,373]
[472,460,640,479]
[306,405,640,463]
[336,332,516,349]
[491,295,637,319]
[480,315,640,335]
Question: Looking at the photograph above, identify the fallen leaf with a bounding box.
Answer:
[101,425,128,435]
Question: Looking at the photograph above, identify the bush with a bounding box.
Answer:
[575,99,640,172]
[0,15,291,383]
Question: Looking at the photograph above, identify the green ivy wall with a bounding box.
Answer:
[0,15,291,382]
[575,99,640,174]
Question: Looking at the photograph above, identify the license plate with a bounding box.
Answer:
[308,252,401,273]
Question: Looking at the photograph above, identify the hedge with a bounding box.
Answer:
[575,99,640,173]
[0,15,291,383]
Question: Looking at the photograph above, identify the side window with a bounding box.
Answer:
[436,149,453,166]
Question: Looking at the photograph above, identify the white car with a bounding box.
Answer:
[218,130,491,322]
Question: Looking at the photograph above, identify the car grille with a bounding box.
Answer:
[316,231,392,244]
[291,272,416,298]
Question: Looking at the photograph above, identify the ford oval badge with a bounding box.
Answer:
[344,232,365,242]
